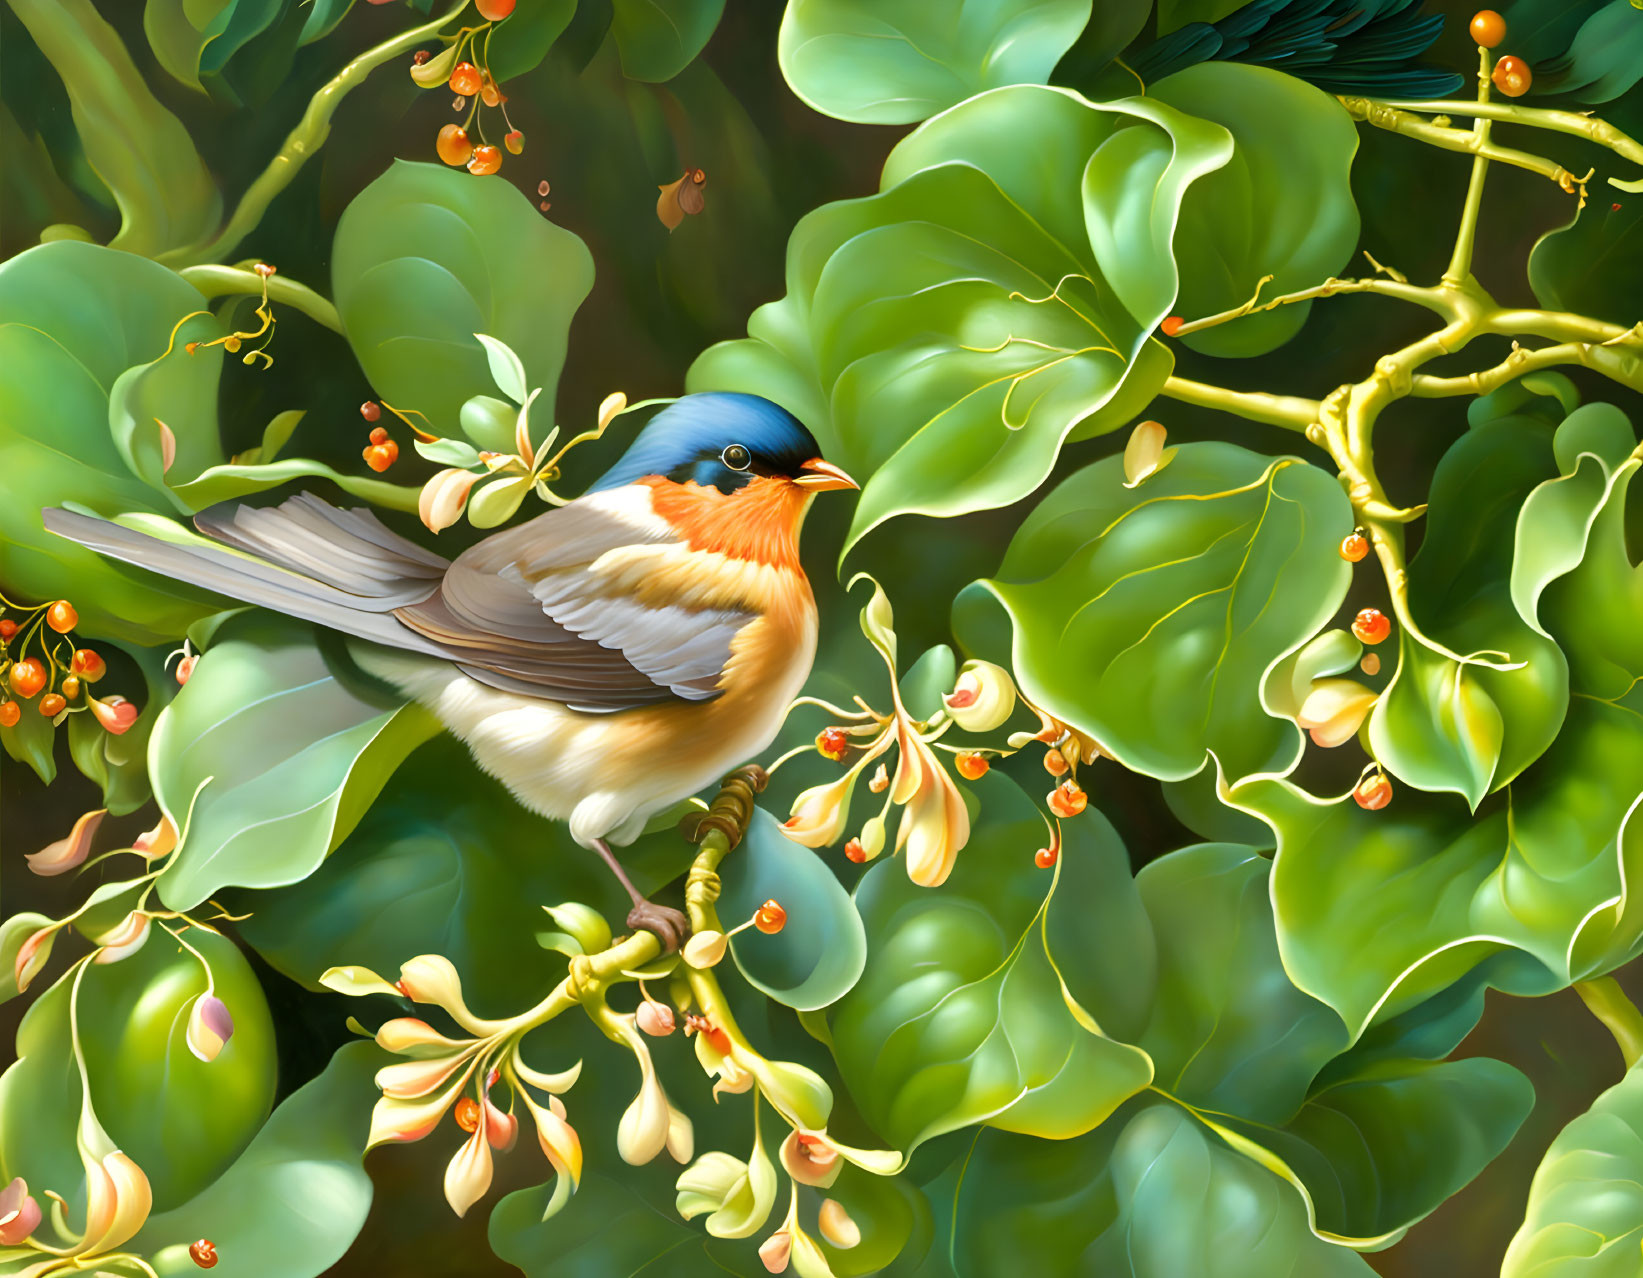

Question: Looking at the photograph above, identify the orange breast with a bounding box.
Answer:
[641,475,809,571]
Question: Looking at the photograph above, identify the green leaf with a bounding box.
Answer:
[299,0,355,45]
[476,332,529,403]
[689,84,1233,555]
[1502,1055,1643,1277]
[612,0,724,81]
[150,614,440,911]
[1529,182,1643,328]
[718,808,867,1011]
[1156,0,1249,35]
[134,1042,382,1278]
[9,0,221,257]
[1,698,57,786]
[143,0,233,92]
[830,773,1153,1153]
[232,736,669,1014]
[0,927,276,1212]
[1150,63,1360,359]
[66,643,175,814]
[490,1172,759,1277]
[333,160,595,437]
[953,1106,1377,1277]
[486,0,577,81]
[970,443,1352,783]
[777,0,1093,124]
[0,242,225,644]
[1537,0,1643,102]
[1368,418,1571,808]
[0,913,53,1006]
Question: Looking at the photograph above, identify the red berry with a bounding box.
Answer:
[39,693,65,717]
[46,600,77,633]
[1161,316,1184,337]
[8,658,45,699]
[817,727,849,761]
[1352,608,1391,645]
[437,124,473,167]
[955,751,989,780]
[754,900,787,935]
[467,145,502,176]
[71,648,106,682]
[455,1096,481,1132]
[1470,10,1505,48]
[1354,773,1393,811]
[1034,846,1058,869]
[0,702,18,727]
[1339,531,1369,563]
[370,426,389,444]
[361,400,381,422]
[1043,748,1069,776]
[1048,780,1088,819]
[476,0,515,17]
[0,620,15,641]
[505,129,524,155]
[189,1239,218,1269]
[844,839,866,863]
[1492,55,1531,97]
[449,61,482,96]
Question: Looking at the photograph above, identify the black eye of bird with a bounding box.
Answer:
[721,444,751,471]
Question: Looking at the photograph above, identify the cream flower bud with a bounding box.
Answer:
[541,902,612,956]
[942,661,1016,733]
[375,1017,468,1057]
[676,1152,747,1220]
[319,964,401,998]
[0,1177,42,1245]
[92,911,151,965]
[1122,419,1176,488]
[185,994,234,1062]
[780,1131,842,1188]
[13,923,57,993]
[132,815,176,859]
[759,1230,793,1274]
[818,1198,861,1249]
[1297,678,1379,748]
[376,1054,470,1100]
[443,1126,493,1218]
[637,999,676,1036]
[618,1063,674,1166]
[857,815,886,861]
[683,930,728,969]
[484,1097,517,1152]
[419,467,481,533]
[26,808,106,877]
[782,774,856,849]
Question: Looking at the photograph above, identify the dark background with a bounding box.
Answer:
[4,1,1643,1273]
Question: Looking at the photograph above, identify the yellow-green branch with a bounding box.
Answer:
[1362,97,1643,180]
[1576,977,1643,1070]
[178,265,343,333]
[1158,376,1320,434]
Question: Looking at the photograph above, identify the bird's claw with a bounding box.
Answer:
[627,900,691,953]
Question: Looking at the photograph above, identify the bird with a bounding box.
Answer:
[43,391,857,950]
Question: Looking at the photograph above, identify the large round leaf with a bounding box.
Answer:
[0,928,276,1213]
[689,84,1235,554]
[1368,417,1572,808]
[968,441,1352,784]
[333,160,595,436]
[611,0,725,81]
[151,614,439,911]
[828,773,1154,1153]
[777,0,1096,125]
[1503,1056,1643,1277]
[1150,62,1360,359]
[718,808,867,1011]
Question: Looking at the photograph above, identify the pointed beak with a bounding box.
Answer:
[793,458,859,492]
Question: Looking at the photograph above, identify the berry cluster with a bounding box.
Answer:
[1469,11,1532,98]
[414,14,523,178]
[0,593,135,735]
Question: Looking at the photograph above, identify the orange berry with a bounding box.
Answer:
[363,441,399,473]
[1360,652,1381,677]
[755,899,787,934]
[505,129,524,155]
[369,426,389,444]
[185,342,200,355]
[1339,530,1369,562]
[479,72,502,107]
[0,620,14,641]
[436,123,474,167]
[1470,10,1505,48]
[8,658,45,699]
[467,145,502,176]
[189,1239,218,1269]
[39,693,65,717]
[71,648,106,682]
[176,653,197,685]
[1048,780,1088,819]
[1492,55,1531,97]
[455,1097,481,1132]
[253,262,276,278]
[476,0,515,17]
[1161,316,1184,337]
[844,839,866,863]
[361,400,381,422]
[1034,846,1058,869]
[1354,773,1393,811]
[817,727,849,761]
[449,61,482,96]
[46,600,77,633]
[1043,748,1069,776]
[0,701,18,727]
[1351,607,1391,645]
[955,750,989,780]
[61,676,80,699]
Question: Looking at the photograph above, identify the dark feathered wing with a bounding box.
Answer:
[44,492,749,713]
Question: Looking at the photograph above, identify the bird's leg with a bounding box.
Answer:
[590,837,690,953]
